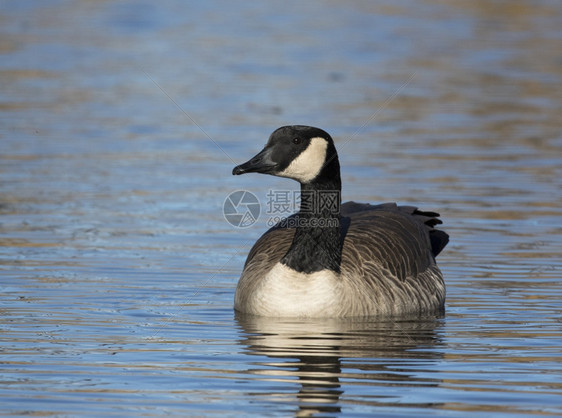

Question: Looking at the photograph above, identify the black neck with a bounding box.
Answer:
[280,175,343,274]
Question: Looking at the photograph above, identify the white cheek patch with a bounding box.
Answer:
[278,137,328,183]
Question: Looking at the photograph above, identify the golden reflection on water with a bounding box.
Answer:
[236,314,444,415]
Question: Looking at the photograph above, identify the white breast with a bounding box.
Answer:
[246,262,341,317]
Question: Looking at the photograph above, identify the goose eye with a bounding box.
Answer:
[292,137,301,145]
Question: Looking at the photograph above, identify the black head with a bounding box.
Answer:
[232,125,340,184]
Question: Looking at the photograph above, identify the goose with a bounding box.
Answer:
[232,125,448,318]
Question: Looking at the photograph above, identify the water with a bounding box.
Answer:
[1,1,561,416]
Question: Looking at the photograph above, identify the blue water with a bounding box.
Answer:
[1,1,561,416]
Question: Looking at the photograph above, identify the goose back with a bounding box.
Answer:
[234,202,447,317]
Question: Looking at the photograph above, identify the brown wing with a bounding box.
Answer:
[342,201,448,258]
[243,201,447,281]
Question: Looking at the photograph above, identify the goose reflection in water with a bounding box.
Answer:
[235,313,444,415]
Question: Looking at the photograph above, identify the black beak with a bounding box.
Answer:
[232,147,277,176]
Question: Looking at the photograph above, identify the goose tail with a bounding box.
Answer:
[409,208,449,257]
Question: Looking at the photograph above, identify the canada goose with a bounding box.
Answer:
[232,125,448,318]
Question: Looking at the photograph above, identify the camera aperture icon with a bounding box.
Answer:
[223,190,260,228]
